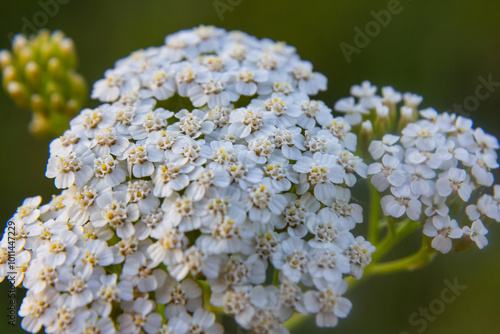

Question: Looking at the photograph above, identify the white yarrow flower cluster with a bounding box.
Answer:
[1,26,371,334]
[337,81,500,254]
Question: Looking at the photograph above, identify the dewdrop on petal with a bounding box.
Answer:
[1,26,374,334]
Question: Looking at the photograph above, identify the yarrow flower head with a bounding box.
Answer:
[5,26,500,334]
[2,26,372,333]
[338,81,500,255]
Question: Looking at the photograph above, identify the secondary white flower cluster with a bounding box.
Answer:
[337,81,500,254]
[1,26,373,334]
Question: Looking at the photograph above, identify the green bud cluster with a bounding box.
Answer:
[1,30,87,137]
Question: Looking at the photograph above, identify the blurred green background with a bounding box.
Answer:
[1,1,500,333]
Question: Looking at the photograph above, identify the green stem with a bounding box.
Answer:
[368,186,381,245]
[366,244,436,276]
[387,217,397,237]
[346,240,433,290]
[371,219,421,263]
[284,313,309,330]
[156,303,166,322]
[198,280,223,319]
[273,269,280,286]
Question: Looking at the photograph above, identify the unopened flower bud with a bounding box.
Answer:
[47,57,63,80]
[6,81,30,109]
[28,112,51,137]
[50,92,66,113]
[12,34,27,54]
[40,43,56,64]
[0,50,13,70]
[359,120,373,155]
[31,94,48,115]
[382,86,402,122]
[50,30,65,44]
[59,38,77,68]
[25,61,41,88]
[398,106,414,131]
[2,30,88,136]
[37,29,51,43]
[18,47,33,69]
[2,65,17,89]
[45,81,59,96]
[69,73,87,103]
[374,103,391,136]
[65,99,79,116]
